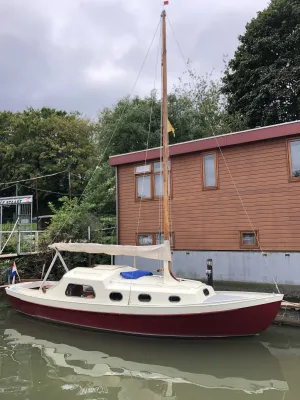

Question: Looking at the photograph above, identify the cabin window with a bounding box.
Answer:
[203,288,210,296]
[240,231,259,249]
[138,294,151,302]
[203,152,218,189]
[135,161,171,200]
[137,232,174,247]
[169,296,181,302]
[110,292,123,301]
[288,140,300,180]
[65,284,95,298]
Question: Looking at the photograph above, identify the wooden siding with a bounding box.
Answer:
[117,137,300,252]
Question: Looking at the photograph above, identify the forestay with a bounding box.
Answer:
[48,241,172,261]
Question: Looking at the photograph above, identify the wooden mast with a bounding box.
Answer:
[161,10,169,244]
[161,9,176,281]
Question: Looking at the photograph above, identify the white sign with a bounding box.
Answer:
[0,196,33,206]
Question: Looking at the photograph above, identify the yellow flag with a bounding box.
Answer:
[167,119,175,137]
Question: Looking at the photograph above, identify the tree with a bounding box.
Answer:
[222,0,300,128]
[0,107,96,212]
[172,68,246,140]
[97,93,161,160]
[97,72,245,161]
[36,197,116,273]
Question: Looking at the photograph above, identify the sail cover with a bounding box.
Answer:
[48,241,172,261]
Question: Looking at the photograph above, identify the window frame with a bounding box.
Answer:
[202,151,219,190]
[134,160,172,201]
[135,164,153,201]
[287,139,300,182]
[136,232,174,247]
[65,283,96,299]
[136,233,155,246]
[239,230,259,249]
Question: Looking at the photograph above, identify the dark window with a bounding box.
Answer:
[203,288,210,296]
[138,294,151,302]
[65,284,95,298]
[169,296,181,303]
[240,231,258,249]
[110,292,123,301]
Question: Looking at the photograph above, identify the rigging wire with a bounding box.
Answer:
[128,20,162,303]
[166,15,280,294]
[19,184,80,197]
[50,17,162,245]
[0,184,18,193]
[136,19,162,237]
[0,169,69,187]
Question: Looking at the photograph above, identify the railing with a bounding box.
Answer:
[0,230,45,255]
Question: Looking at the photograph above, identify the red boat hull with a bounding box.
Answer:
[7,295,281,337]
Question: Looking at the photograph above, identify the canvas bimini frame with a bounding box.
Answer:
[40,241,173,290]
[39,250,69,290]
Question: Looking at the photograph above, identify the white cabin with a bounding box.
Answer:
[40,265,215,307]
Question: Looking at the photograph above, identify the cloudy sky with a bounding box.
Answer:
[0,0,269,117]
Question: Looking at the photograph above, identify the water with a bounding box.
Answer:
[0,296,299,400]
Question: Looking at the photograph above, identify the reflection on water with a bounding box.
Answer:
[0,297,300,399]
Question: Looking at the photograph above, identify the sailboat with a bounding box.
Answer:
[5,9,283,337]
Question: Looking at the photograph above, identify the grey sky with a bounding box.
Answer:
[0,0,269,117]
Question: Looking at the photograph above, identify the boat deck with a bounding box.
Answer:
[203,294,246,303]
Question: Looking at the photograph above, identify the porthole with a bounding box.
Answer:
[169,296,181,303]
[203,288,210,297]
[110,292,123,301]
[138,294,151,302]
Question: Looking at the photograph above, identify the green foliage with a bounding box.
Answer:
[172,67,247,140]
[97,70,245,162]
[222,0,300,128]
[97,93,161,160]
[0,107,96,208]
[38,197,116,271]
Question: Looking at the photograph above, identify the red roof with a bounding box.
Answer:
[109,120,300,166]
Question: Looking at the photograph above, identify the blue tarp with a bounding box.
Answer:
[120,270,153,279]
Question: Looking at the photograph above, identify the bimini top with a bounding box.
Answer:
[48,241,172,262]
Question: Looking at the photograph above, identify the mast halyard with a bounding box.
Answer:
[161,10,176,281]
